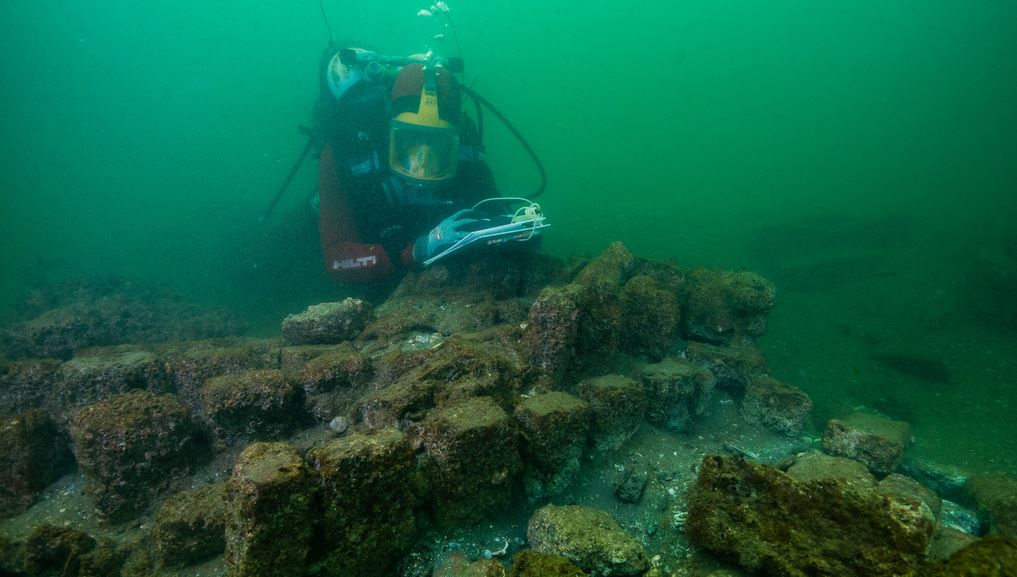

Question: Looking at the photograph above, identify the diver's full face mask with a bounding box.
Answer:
[389,66,459,184]
[389,122,459,183]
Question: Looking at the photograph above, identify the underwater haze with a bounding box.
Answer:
[2,0,1016,475]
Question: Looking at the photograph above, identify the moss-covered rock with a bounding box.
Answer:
[0,409,74,517]
[922,537,1017,576]
[281,299,373,345]
[356,336,525,430]
[306,428,418,577]
[200,368,302,449]
[618,275,680,361]
[423,396,521,527]
[680,269,775,345]
[296,343,370,395]
[822,412,912,476]
[576,375,646,452]
[741,375,813,436]
[510,550,588,576]
[967,474,1017,538]
[152,483,227,569]
[70,390,197,522]
[0,358,63,418]
[687,455,934,577]
[166,340,279,413]
[685,340,768,391]
[19,524,122,577]
[225,442,315,577]
[58,347,169,409]
[640,357,715,432]
[784,451,876,487]
[527,283,586,382]
[514,392,590,501]
[527,505,648,577]
[278,344,335,375]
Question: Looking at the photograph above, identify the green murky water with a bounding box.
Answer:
[2,1,1015,475]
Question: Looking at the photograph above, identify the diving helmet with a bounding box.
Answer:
[388,63,461,184]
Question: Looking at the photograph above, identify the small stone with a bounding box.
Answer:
[328,416,348,434]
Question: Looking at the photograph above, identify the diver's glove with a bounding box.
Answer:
[411,209,499,264]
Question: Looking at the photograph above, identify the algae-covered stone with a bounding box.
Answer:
[741,375,813,436]
[527,505,648,577]
[687,455,934,577]
[510,550,588,576]
[785,451,876,487]
[680,268,775,345]
[967,474,1017,538]
[572,243,634,369]
[152,483,227,568]
[58,347,169,408]
[225,442,315,577]
[297,343,370,395]
[927,527,979,562]
[527,283,585,381]
[0,409,74,517]
[618,274,680,361]
[922,537,1017,576]
[576,375,646,452]
[685,340,768,390]
[306,428,417,577]
[877,472,942,519]
[20,524,121,577]
[281,299,373,345]
[168,341,278,412]
[70,390,196,522]
[823,412,912,475]
[514,392,590,501]
[423,396,521,527]
[201,368,302,449]
[0,358,62,417]
[639,357,715,432]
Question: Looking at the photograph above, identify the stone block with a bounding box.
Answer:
[967,474,1017,538]
[168,341,278,413]
[527,504,648,577]
[685,340,768,390]
[514,392,590,501]
[687,455,934,577]
[680,269,775,344]
[526,283,585,381]
[201,369,302,449]
[306,428,418,577]
[0,358,62,417]
[296,343,370,395]
[423,396,521,527]
[741,375,813,436]
[823,412,912,475]
[785,451,876,487]
[640,357,715,432]
[281,299,373,345]
[58,347,169,408]
[0,409,74,516]
[576,375,646,452]
[153,483,227,568]
[225,442,315,577]
[70,390,196,522]
[618,274,680,360]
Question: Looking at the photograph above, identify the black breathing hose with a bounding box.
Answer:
[461,85,547,200]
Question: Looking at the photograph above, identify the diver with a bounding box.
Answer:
[312,47,547,286]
